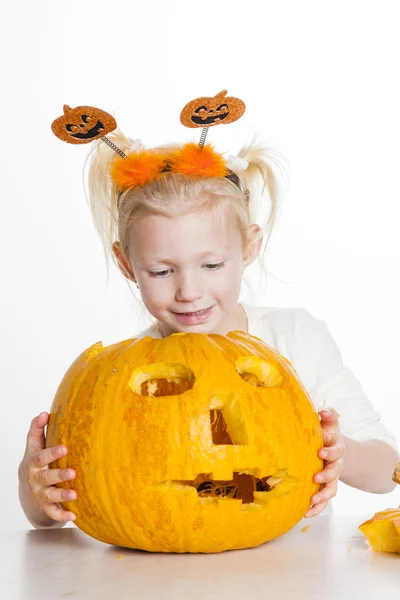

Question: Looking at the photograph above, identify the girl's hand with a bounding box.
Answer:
[18,412,77,523]
[305,408,345,518]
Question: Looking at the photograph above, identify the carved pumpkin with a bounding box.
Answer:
[358,464,400,553]
[46,331,323,553]
[51,105,117,144]
[180,90,246,129]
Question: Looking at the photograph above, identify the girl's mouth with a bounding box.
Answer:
[173,306,214,325]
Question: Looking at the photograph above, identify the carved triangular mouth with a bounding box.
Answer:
[158,470,301,505]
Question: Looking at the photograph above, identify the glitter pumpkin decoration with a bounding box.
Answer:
[180,90,246,129]
[46,331,323,553]
[51,105,117,144]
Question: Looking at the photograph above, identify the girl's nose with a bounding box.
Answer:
[175,272,202,302]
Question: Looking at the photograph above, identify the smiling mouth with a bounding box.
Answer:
[191,113,229,125]
[160,470,301,505]
[175,307,212,316]
[70,120,105,139]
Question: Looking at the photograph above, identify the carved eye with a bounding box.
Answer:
[216,103,228,112]
[194,105,207,114]
[236,356,283,387]
[81,114,92,124]
[128,363,195,397]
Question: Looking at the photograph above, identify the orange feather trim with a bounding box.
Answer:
[110,143,229,191]
[110,150,167,190]
[169,143,229,178]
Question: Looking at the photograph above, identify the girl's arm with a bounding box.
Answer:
[341,436,400,493]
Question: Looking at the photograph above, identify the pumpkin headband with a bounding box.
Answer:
[51,90,247,195]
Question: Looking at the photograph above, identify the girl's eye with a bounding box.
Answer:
[149,263,225,278]
[149,269,171,278]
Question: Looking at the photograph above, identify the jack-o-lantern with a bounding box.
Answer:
[46,331,323,553]
[180,90,246,129]
[358,464,400,553]
[51,105,117,144]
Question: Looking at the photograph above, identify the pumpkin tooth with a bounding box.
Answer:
[255,470,302,497]
[265,476,282,487]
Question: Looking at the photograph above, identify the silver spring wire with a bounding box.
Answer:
[199,127,209,148]
[101,136,128,159]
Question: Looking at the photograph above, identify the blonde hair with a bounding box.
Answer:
[85,128,290,288]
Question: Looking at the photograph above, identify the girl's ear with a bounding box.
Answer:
[243,224,263,267]
[112,242,136,283]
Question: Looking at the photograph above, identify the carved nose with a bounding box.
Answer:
[209,391,248,446]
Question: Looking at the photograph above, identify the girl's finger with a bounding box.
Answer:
[319,409,341,442]
[319,408,339,423]
[305,499,328,518]
[322,428,341,448]
[319,443,345,462]
[25,413,49,454]
[35,467,75,487]
[43,503,76,523]
[36,485,77,505]
[321,427,341,448]
[315,461,343,484]
[312,479,338,504]
[30,445,67,469]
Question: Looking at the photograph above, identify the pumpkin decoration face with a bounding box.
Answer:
[180,90,246,129]
[47,331,323,553]
[51,105,117,144]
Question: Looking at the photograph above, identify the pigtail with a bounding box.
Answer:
[238,139,290,241]
[236,140,290,301]
[84,128,133,272]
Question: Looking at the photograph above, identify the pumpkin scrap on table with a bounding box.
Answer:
[358,463,400,554]
[46,331,323,553]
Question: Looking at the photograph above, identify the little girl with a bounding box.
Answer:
[18,117,399,529]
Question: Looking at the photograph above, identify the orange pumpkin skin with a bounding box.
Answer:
[46,331,323,553]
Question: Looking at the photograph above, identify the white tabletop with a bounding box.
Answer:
[1,515,399,600]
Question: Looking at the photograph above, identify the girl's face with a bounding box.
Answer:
[118,205,260,336]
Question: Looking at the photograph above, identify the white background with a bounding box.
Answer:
[1,0,399,530]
